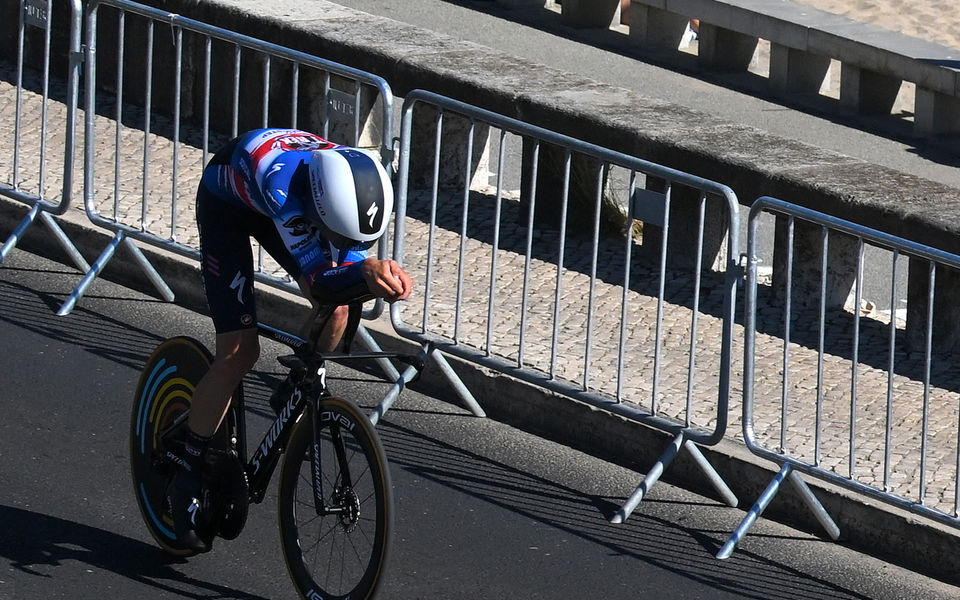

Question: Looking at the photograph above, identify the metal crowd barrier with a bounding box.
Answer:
[720,196,960,558]
[61,0,397,320]
[10,1,960,565]
[0,0,87,272]
[391,89,742,523]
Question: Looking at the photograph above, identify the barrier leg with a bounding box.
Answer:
[428,349,485,418]
[787,469,840,541]
[683,440,738,508]
[122,236,175,302]
[40,211,90,273]
[717,463,791,559]
[58,231,126,315]
[368,343,432,426]
[368,362,417,426]
[58,231,173,315]
[367,344,485,425]
[1,206,89,273]
[611,432,684,524]
[0,204,41,264]
[354,324,402,381]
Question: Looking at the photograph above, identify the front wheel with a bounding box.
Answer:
[278,396,393,600]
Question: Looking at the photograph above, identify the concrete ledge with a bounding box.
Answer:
[3,193,960,584]
[625,0,960,134]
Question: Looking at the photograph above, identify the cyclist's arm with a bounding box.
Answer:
[304,256,411,306]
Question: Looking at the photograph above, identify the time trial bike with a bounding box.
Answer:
[130,298,424,599]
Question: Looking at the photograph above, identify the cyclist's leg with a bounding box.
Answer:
[167,184,260,551]
[192,184,263,437]
[188,329,259,435]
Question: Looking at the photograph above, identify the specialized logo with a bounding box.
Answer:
[266,162,285,178]
[229,272,246,305]
[187,498,201,526]
[251,387,301,472]
[312,440,324,506]
[335,148,384,235]
[366,202,380,230]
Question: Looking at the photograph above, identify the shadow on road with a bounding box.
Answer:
[0,505,269,600]
[376,418,879,600]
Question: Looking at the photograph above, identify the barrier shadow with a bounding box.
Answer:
[751,282,960,396]
[403,186,732,317]
[373,414,900,599]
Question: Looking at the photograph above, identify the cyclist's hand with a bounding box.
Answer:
[361,258,413,303]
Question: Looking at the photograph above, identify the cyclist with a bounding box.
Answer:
[168,128,413,552]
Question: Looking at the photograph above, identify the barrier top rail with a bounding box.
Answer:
[392,89,741,446]
[85,0,394,131]
[748,197,960,270]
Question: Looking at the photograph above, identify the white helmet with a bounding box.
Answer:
[305,148,393,249]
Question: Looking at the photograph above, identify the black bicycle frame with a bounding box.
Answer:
[237,315,426,507]
[239,323,317,504]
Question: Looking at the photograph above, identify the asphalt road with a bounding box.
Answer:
[2,246,959,598]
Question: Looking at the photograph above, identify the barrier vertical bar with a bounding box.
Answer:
[582,161,603,391]
[548,150,571,380]
[171,25,183,241]
[518,139,538,369]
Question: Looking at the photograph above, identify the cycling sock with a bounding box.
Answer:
[183,430,212,471]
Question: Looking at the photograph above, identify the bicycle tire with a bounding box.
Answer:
[277,396,393,600]
[129,336,231,556]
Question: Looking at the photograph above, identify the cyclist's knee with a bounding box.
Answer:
[214,329,260,375]
[331,304,349,324]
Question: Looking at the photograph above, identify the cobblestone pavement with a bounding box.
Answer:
[4,34,960,522]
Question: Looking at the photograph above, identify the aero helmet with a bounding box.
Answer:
[305,147,393,249]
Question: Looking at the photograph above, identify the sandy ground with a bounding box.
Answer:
[797,0,958,51]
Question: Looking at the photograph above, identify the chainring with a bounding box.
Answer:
[205,448,250,540]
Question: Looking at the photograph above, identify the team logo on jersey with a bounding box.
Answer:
[283,215,314,237]
[272,133,332,153]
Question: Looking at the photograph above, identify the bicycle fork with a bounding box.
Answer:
[311,403,359,525]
